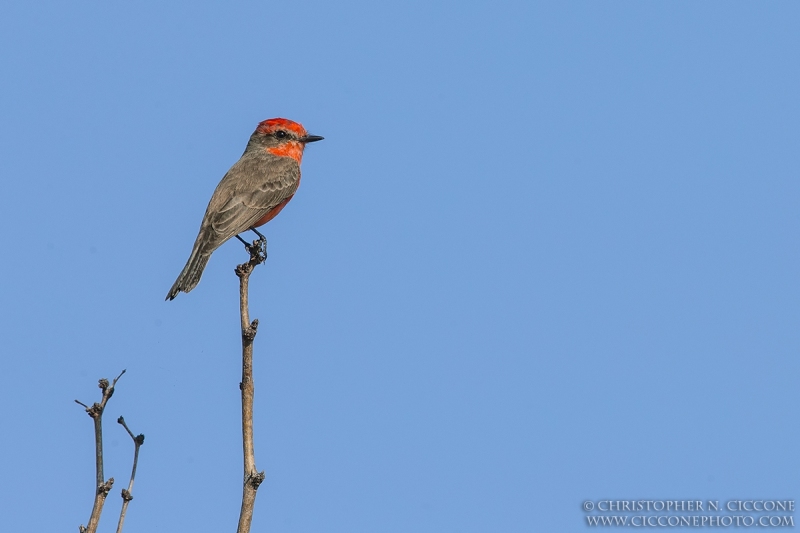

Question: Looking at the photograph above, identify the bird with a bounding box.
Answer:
[166,118,323,300]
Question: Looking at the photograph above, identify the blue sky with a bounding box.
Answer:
[0,1,798,531]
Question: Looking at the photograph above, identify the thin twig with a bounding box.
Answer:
[235,238,267,533]
[115,417,145,533]
[76,369,126,533]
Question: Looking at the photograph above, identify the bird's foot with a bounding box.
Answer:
[247,228,267,262]
[236,232,267,264]
[252,236,267,263]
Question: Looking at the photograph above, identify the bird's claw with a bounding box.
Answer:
[244,228,267,263]
[251,237,267,262]
[235,233,267,263]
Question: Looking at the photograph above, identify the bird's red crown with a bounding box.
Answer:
[256,118,308,136]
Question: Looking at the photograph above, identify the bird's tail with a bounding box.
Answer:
[166,246,211,300]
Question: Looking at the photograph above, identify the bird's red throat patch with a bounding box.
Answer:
[267,142,304,163]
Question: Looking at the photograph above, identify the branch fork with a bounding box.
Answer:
[75,371,144,533]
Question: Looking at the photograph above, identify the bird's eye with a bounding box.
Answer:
[275,130,288,139]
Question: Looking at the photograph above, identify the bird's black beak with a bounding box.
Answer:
[300,134,324,143]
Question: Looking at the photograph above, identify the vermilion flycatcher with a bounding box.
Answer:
[166,118,323,300]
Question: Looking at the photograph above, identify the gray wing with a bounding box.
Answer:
[196,152,300,254]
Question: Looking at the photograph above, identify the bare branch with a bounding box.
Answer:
[76,371,126,533]
[115,416,145,533]
[235,238,267,533]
